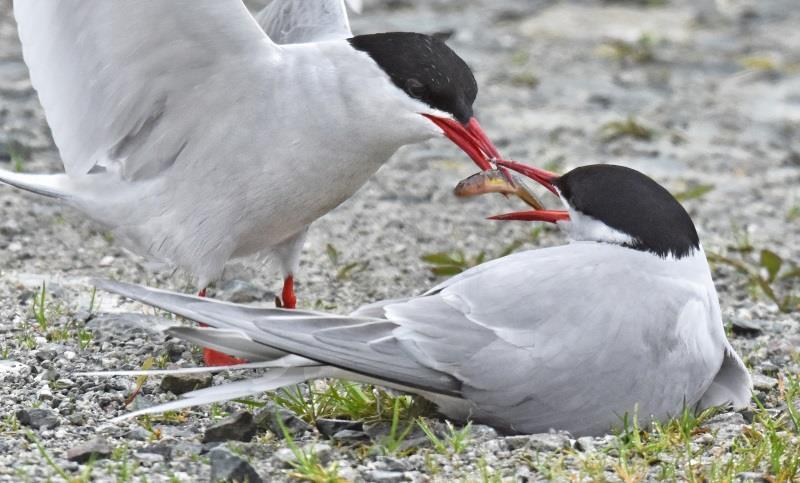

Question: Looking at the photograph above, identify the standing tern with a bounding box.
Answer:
[1,0,511,365]
[86,162,751,436]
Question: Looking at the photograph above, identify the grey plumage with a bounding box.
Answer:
[87,240,751,436]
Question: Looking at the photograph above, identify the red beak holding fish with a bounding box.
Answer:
[454,159,571,224]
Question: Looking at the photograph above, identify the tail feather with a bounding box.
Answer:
[78,355,318,377]
[93,279,335,333]
[0,170,73,199]
[111,367,329,421]
[345,0,362,13]
[166,326,290,362]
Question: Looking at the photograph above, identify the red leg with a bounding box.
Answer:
[197,288,247,366]
[281,275,297,309]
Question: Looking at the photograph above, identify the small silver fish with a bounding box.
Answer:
[454,169,544,210]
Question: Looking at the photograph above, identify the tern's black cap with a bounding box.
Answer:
[349,32,478,124]
[555,165,700,258]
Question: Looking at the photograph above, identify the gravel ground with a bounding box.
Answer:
[1,0,799,481]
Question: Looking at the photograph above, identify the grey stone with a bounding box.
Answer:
[173,442,204,456]
[164,341,188,362]
[309,443,333,465]
[364,470,408,482]
[160,372,213,395]
[255,402,312,437]
[0,360,30,377]
[332,429,370,441]
[138,444,173,461]
[364,422,430,451]
[316,418,362,438]
[752,374,778,391]
[736,472,771,482]
[40,367,58,381]
[134,453,164,465]
[575,436,597,452]
[203,411,257,443]
[758,361,780,377]
[705,412,746,428]
[273,448,297,467]
[67,414,86,426]
[730,318,763,336]
[86,313,165,340]
[504,432,571,451]
[698,410,741,442]
[209,447,263,483]
[469,424,499,441]
[275,443,332,468]
[376,457,410,472]
[34,349,58,362]
[0,219,21,236]
[66,438,113,463]
[16,408,59,430]
[124,427,150,441]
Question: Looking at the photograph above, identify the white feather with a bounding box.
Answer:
[78,356,316,377]
[6,0,439,286]
[256,0,356,44]
[112,367,329,421]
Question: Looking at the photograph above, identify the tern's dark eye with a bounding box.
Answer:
[405,78,426,99]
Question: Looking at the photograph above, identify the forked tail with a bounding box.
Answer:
[0,170,72,199]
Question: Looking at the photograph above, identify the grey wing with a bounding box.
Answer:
[97,242,727,434]
[381,243,728,433]
[255,0,359,44]
[95,279,462,396]
[13,0,279,180]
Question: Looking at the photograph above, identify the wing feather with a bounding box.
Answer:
[13,0,279,179]
[255,0,355,44]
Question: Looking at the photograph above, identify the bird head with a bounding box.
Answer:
[349,32,499,170]
[491,161,701,259]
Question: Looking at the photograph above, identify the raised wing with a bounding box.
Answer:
[13,0,279,179]
[255,0,360,44]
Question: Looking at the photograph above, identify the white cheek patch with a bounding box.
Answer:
[555,193,637,246]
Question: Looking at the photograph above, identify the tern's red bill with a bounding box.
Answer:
[424,115,501,171]
[489,210,570,223]
[489,160,570,223]
[495,160,559,196]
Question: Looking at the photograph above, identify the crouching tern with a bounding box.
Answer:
[85,161,751,436]
[0,1,506,316]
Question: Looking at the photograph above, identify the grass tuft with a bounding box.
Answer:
[271,381,424,424]
[600,34,657,64]
[418,419,472,457]
[674,184,715,202]
[423,227,544,277]
[707,246,799,313]
[325,244,368,281]
[278,418,345,483]
[599,116,655,142]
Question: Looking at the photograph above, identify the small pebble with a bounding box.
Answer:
[209,447,263,483]
[203,412,257,443]
[66,438,113,463]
